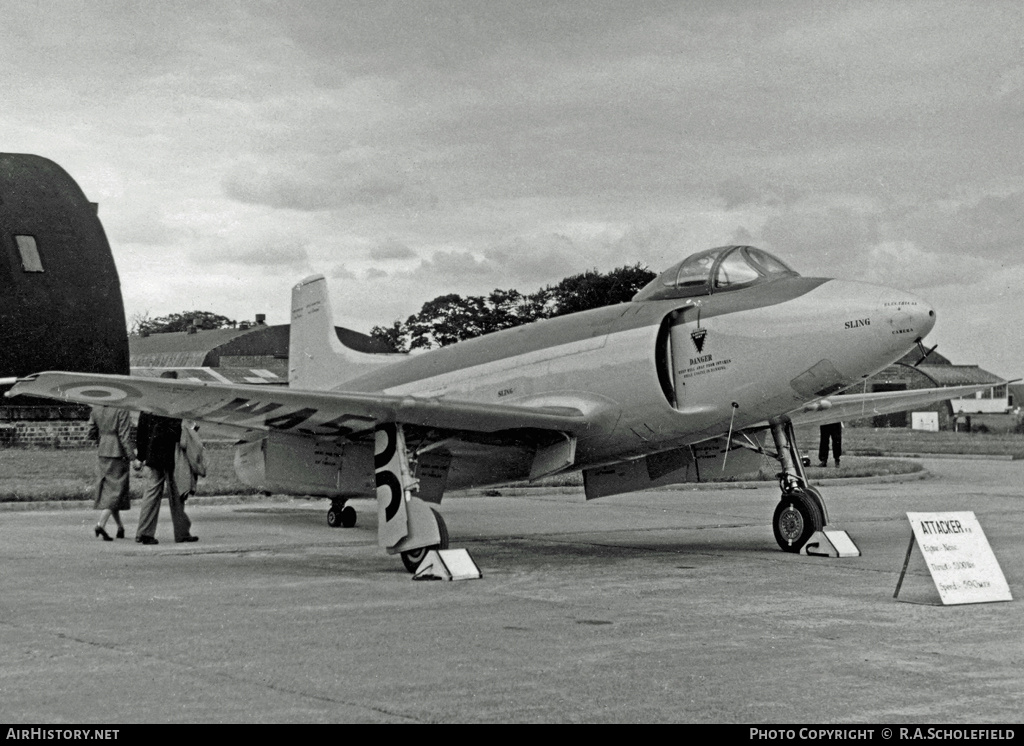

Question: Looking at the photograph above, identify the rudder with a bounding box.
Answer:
[289,275,402,390]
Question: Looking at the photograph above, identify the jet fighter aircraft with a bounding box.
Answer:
[7,245,997,570]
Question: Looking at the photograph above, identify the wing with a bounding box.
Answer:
[131,366,286,386]
[6,371,588,437]
[785,383,1001,428]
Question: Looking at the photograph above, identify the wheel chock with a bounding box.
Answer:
[412,548,482,581]
[801,530,860,558]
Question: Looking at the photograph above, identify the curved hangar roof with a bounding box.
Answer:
[130,323,391,369]
[0,153,129,377]
[632,245,798,302]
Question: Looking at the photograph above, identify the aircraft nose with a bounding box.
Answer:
[881,292,936,340]
[918,302,937,338]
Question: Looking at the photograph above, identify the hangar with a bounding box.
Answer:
[0,153,129,446]
[858,350,1010,429]
[130,319,391,384]
[0,153,128,379]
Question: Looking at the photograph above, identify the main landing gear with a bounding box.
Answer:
[327,499,357,528]
[769,419,827,552]
[375,423,452,573]
[399,507,449,573]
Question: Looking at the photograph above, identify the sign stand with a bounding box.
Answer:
[894,512,1012,606]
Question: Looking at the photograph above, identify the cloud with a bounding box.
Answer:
[194,235,312,272]
[759,202,895,281]
[6,2,1024,375]
[104,205,179,247]
[330,264,357,280]
[221,157,438,212]
[862,241,996,289]
[891,192,1024,263]
[368,238,417,260]
[418,250,494,277]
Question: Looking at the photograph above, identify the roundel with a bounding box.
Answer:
[58,383,143,403]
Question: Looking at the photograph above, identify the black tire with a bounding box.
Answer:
[327,502,344,528]
[340,505,357,528]
[400,508,449,573]
[773,489,824,552]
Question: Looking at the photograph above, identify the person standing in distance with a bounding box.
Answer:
[133,371,197,544]
[89,405,135,541]
[817,421,843,468]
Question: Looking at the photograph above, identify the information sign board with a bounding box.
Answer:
[911,412,939,431]
[902,511,1012,605]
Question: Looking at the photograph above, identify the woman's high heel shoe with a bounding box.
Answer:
[94,525,113,542]
[115,526,125,539]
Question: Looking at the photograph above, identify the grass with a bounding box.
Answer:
[6,423,1016,502]
[0,444,257,503]
[795,425,1024,459]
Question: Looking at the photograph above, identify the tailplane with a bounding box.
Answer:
[289,275,404,390]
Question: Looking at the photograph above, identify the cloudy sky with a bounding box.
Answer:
[4,1,1023,376]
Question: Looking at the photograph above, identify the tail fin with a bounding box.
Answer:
[289,275,404,390]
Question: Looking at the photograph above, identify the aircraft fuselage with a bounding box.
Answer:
[341,276,936,467]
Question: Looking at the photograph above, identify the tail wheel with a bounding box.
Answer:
[773,489,824,552]
[400,509,449,573]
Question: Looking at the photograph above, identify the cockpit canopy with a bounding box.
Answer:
[632,245,798,302]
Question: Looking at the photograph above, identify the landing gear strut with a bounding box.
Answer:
[375,423,451,572]
[327,499,357,528]
[769,419,827,552]
[400,507,449,573]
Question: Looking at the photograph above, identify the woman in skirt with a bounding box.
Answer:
[89,405,135,540]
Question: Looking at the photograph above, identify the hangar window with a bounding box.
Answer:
[14,236,44,272]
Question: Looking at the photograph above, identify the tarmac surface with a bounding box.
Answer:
[1,458,1021,724]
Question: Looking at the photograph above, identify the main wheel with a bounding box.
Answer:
[400,508,449,573]
[327,502,345,528]
[773,489,824,552]
[340,505,357,528]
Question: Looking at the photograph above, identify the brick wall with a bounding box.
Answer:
[0,421,94,448]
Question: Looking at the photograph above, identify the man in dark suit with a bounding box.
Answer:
[818,421,843,468]
[133,371,197,544]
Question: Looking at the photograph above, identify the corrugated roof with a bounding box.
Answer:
[131,326,262,354]
[129,326,265,367]
[129,323,391,369]
[915,365,1005,386]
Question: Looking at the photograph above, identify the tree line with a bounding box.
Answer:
[369,264,655,352]
[130,264,656,351]
[130,311,258,336]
